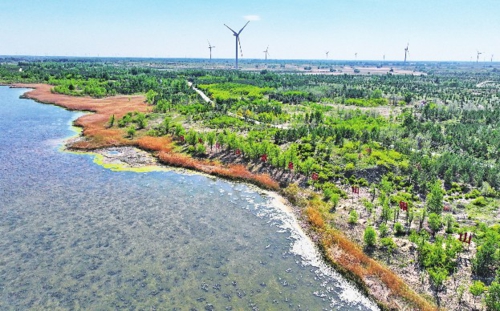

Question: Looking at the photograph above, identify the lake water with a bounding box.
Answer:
[0,86,377,310]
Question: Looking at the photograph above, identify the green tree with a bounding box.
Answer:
[146,89,158,104]
[394,222,405,235]
[428,267,447,291]
[127,126,136,138]
[426,180,444,214]
[348,209,358,224]
[473,229,500,277]
[428,213,442,236]
[364,226,377,247]
[108,114,115,127]
[485,273,500,311]
[469,280,487,299]
[135,112,147,129]
[206,131,216,151]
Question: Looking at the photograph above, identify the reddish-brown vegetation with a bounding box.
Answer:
[322,229,436,310]
[18,84,433,310]
[16,83,148,149]
[137,136,173,153]
[305,206,325,228]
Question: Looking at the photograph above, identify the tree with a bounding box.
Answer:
[108,114,115,127]
[469,280,487,302]
[473,229,500,277]
[380,237,397,262]
[485,273,500,311]
[146,89,158,104]
[364,226,377,247]
[428,213,442,236]
[428,267,447,291]
[426,180,444,214]
[207,131,216,151]
[127,126,136,138]
[348,209,358,224]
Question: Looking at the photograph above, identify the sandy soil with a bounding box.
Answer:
[14,83,442,310]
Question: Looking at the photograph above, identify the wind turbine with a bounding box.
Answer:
[491,54,494,62]
[325,51,329,59]
[355,52,358,60]
[383,54,386,61]
[404,43,409,63]
[224,21,250,70]
[207,40,215,60]
[263,46,270,60]
[476,50,483,63]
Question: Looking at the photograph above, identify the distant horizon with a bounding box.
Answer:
[1,1,499,62]
[2,55,499,64]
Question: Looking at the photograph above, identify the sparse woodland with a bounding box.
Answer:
[2,58,500,310]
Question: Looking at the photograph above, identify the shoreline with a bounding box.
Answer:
[13,83,436,310]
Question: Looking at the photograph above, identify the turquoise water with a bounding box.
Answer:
[0,86,377,310]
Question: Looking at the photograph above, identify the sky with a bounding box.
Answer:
[1,0,499,61]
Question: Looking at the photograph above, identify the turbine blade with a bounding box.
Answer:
[238,21,250,35]
[224,24,237,34]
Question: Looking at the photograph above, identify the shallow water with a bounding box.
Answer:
[0,86,377,310]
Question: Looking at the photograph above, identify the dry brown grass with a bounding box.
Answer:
[305,206,325,228]
[137,136,173,153]
[16,83,148,149]
[19,84,433,310]
[322,229,436,311]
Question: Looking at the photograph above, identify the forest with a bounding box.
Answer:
[1,58,499,310]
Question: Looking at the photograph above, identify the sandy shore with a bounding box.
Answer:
[14,83,436,310]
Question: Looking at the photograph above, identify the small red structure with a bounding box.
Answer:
[458,232,473,244]
[261,154,268,162]
[311,172,319,180]
[399,201,408,211]
[198,138,203,144]
[366,147,372,155]
[235,149,241,155]
[179,135,185,142]
[216,142,221,149]
[351,186,359,194]
[288,161,294,170]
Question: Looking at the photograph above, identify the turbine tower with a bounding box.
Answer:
[263,46,270,60]
[224,21,250,70]
[476,50,483,63]
[207,40,215,60]
[325,51,329,59]
[491,54,494,62]
[355,52,358,60]
[404,43,409,63]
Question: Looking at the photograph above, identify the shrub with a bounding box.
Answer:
[380,237,397,253]
[379,223,389,237]
[471,196,488,206]
[364,226,377,247]
[428,267,447,290]
[127,126,136,138]
[428,213,442,235]
[348,209,358,224]
[469,280,487,297]
[485,276,500,311]
[195,143,206,155]
[394,222,405,235]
